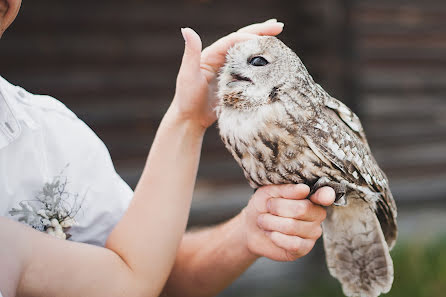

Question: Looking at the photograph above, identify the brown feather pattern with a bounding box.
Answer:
[217,36,397,297]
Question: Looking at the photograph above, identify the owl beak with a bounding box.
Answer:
[230,73,252,83]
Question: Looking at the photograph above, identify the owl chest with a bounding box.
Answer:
[223,125,334,188]
[218,106,342,188]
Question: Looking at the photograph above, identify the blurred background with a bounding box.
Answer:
[2,0,446,296]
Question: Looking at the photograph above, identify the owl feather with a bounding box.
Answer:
[216,36,397,297]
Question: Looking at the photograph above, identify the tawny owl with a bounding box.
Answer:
[216,36,397,297]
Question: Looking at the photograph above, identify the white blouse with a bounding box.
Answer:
[0,76,133,246]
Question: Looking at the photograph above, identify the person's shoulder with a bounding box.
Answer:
[0,76,78,120]
[20,88,78,121]
[1,77,107,155]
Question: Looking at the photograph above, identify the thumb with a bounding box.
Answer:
[178,27,202,80]
[309,187,336,207]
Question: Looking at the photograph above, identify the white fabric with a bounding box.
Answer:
[0,76,133,246]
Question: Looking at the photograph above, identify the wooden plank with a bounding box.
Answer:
[7,0,443,206]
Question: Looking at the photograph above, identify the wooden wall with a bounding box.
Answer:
[353,0,446,204]
[1,0,445,208]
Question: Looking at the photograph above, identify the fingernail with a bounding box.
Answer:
[265,18,277,23]
[276,22,285,28]
[181,28,188,44]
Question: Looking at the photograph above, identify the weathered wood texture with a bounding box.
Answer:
[1,0,445,210]
[354,0,446,204]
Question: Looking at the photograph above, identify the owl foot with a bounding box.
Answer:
[311,177,348,206]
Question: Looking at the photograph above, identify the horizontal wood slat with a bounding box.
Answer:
[1,0,444,205]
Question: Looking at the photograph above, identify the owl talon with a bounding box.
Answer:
[311,177,347,206]
[334,194,347,206]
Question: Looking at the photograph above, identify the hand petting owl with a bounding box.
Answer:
[171,20,284,130]
[217,36,398,297]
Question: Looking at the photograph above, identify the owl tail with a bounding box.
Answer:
[322,198,394,297]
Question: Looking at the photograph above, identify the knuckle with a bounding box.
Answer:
[303,240,316,256]
[261,185,277,198]
[267,198,277,213]
[284,183,297,192]
[264,215,277,230]
[294,201,309,218]
[270,231,281,243]
[320,208,327,221]
[251,192,267,213]
[292,219,302,234]
[280,218,296,234]
[285,251,299,261]
[253,186,267,197]
[289,237,303,253]
[292,239,315,257]
[256,214,265,228]
[312,225,323,239]
[277,184,296,198]
[265,184,278,192]
[249,197,262,213]
[299,248,310,257]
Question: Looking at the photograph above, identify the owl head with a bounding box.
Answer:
[217,36,315,112]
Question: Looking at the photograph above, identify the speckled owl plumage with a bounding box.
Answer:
[216,36,397,297]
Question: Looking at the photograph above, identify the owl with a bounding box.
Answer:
[216,36,397,297]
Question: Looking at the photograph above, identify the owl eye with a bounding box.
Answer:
[248,56,269,66]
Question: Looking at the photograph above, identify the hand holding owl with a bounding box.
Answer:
[169,20,284,130]
[240,184,335,262]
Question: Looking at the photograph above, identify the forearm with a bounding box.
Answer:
[0,217,25,297]
[1,216,138,297]
[106,103,205,294]
[162,212,258,297]
[9,103,205,297]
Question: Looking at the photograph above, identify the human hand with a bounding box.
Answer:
[168,20,284,130]
[241,184,335,262]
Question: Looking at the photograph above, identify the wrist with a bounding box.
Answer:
[233,209,261,262]
[163,102,207,138]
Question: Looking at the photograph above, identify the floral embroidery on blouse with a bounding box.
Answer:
[8,164,84,239]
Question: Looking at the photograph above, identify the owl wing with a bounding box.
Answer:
[324,96,369,148]
[301,110,397,248]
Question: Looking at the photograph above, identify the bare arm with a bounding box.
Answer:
[12,107,204,297]
[0,21,285,297]
[3,217,137,297]
[162,185,335,297]
[161,215,257,297]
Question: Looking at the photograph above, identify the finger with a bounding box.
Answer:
[259,184,310,200]
[267,198,327,222]
[204,20,283,59]
[0,0,21,35]
[309,187,336,207]
[178,28,202,80]
[257,213,323,239]
[267,231,315,258]
[201,32,259,76]
[200,21,283,79]
[252,184,310,213]
[237,21,284,36]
